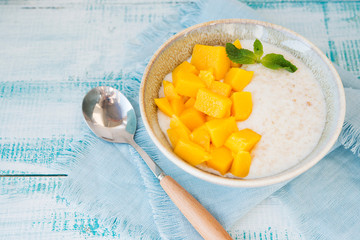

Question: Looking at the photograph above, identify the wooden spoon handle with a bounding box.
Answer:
[160,175,232,240]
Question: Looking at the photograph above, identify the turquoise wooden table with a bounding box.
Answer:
[1,0,359,239]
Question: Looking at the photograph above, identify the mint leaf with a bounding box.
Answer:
[261,53,298,73]
[226,43,257,64]
[253,39,263,61]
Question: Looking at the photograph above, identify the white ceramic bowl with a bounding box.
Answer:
[139,19,346,187]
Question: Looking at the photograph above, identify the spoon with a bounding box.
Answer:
[82,86,232,240]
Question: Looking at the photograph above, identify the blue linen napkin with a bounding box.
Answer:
[58,0,360,239]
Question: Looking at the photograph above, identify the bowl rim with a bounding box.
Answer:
[139,19,346,187]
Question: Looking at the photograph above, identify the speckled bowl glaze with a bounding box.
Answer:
[139,19,346,187]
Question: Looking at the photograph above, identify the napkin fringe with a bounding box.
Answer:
[340,121,360,157]
[123,14,179,79]
[123,0,207,82]
[55,134,158,239]
[54,134,98,173]
[132,121,190,240]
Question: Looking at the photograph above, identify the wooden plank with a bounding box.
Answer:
[0,0,185,82]
[0,177,104,239]
[248,0,360,77]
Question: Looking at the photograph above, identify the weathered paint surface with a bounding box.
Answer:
[0,0,359,239]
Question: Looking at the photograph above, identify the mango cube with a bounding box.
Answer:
[169,116,191,135]
[184,97,196,108]
[233,39,242,49]
[174,71,206,98]
[205,117,238,148]
[198,69,214,87]
[154,98,174,117]
[224,68,254,92]
[179,107,205,131]
[163,80,181,100]
[191,44,230,80]
[231,92,253,121]
[190,125,211,151]
[206,115,216,122]
[225,129,261,153]
[194,88,232,119]
[209,81,232,97]
[172,61,199,86]
[170,98,185,116]
[230,151,251,178]
[207,146,233,175]
[230,39,242,68]
[174,139,211,166]
[167,126,190,147]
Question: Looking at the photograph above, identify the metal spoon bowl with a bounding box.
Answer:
[82,86,231,239]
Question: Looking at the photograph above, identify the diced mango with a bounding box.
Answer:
[190,125,211,151]
[162,44,262,174]
[198,70,214,87]
[231,92,253,121]
[225,129,261,154]
[224,68,254,92]
[184,97,196,108]
[191,44,230,80]
[174,71,206,98]
[163,81,181,100]
[170,98,185,116]
[206,67,214,74]
[179,107,206,131]
[167,126,190,147]
[209,81,232,97]
[172,61,199,86]
[230,151,251,178]
[194,88,232,119]
[154,98,174,117]
[174,139,211,166]
[169,116,191,135]
[230,39,242,68]
[205,117,238,148]
[233,39,242,49]
[207,146,233,175]
[183,96,190,102]
[225,107,231,118]
[206,115,216,122]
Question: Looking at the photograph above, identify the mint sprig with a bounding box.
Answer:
[225,43,257,64]
[253,39,263,61]
[261,53,298,72]
[226,39,297,73]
